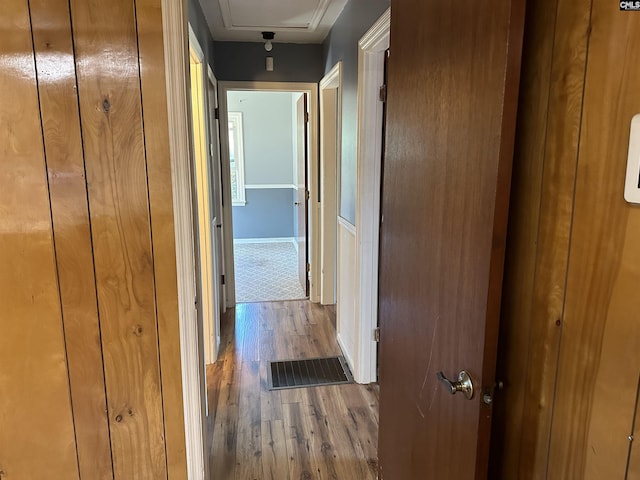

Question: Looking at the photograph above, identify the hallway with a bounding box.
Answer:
[206,300,379,479]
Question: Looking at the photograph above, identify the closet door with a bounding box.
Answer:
[0,1,80,478]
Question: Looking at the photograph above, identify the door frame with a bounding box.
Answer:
[161,0,206,477]
[354,8,390,383]
[206,65,224,352]
[319,62,342,305]
[217,81,320,307]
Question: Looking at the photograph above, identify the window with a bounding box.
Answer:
[228,112,246,206]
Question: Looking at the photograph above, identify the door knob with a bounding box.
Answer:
[436,370,475,400]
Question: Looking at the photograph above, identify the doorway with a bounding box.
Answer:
[189,28,221,366]
[319,62,342,307]
[218,82,320,307]
[225,90,306,303]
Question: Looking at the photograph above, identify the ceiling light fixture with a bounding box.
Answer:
[262,31,275,52]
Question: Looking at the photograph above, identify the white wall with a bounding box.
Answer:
[337,217,357,375]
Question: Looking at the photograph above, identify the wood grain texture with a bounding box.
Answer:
[491,0,558,474]
[29,1,114,477]
[0,2,79,478]
[547,1,640,477]
[207,301,379,480]
[377,0,524,478]
[69,0,167,477]
[135,0,188,477]
[630,384,640,479]
[491,0,592,477]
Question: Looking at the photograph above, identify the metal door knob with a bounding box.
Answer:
[436,370,475,400]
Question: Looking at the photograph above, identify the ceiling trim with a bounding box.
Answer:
[218,0,332,32]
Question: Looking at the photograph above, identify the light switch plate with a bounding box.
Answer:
[624,114,640,204]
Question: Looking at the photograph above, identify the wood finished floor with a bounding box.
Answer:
[206,300,379,480]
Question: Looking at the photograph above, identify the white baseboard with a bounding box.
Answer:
[233,237,295,245]
[337,333,355,379]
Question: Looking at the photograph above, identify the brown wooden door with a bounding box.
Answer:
[377,1,525,478]
[295,93,310,296]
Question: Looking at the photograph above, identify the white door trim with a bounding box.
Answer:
[355,8,390,383]
[161,0,205,478]
[319,62,342,305]
[218,81,320,306]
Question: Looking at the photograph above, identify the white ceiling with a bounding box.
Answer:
[198,0,348,43]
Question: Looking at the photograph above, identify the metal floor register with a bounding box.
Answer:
[268,356,354,390]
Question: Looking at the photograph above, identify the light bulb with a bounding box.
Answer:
[265,40,273,52]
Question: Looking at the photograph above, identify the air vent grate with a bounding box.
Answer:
[268,356,353,390]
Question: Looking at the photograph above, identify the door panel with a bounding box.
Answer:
[377,0,525,478]
[208,74,226,322]
[296,93,309,296]
[189,51,215,364]
[320,87,338,305]
[0,2,80,477]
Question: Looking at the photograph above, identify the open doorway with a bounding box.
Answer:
[225,90,307,303]
[218,82,320,307]
[188,34,220,367]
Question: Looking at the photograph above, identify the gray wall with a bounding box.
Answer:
[229,91,297,239]
[213,41,323,83]
[322,0,390,224]
[227,91,294,184]
[188,0,216,72]
[233,189,295,239]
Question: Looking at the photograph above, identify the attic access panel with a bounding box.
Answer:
[219,0,331,31]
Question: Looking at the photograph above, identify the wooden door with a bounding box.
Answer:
[377,0,525,478]
[295,93,310,296]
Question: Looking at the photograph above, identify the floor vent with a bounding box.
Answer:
[268,356,353,390]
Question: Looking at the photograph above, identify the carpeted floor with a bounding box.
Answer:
[233,241,306,303]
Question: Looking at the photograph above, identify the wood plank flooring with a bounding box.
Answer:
[206,300,379,479]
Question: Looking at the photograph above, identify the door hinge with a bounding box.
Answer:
[379,84,387,103]
[214,107,220,119]
[305,190,310,201]
[373,327,381,342]
[304,111,309,123]
[306,263,311,273]
[194,295,198,308]
[221,274,225,285]
[210,143,215,157]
